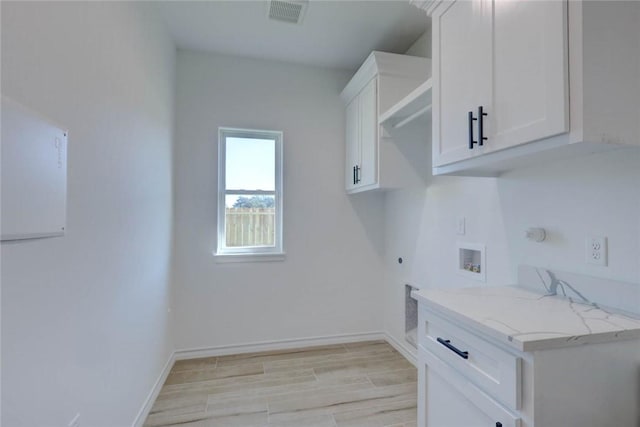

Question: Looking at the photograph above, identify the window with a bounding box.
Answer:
[216,128,283,260]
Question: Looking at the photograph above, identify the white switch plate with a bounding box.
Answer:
[456,216,466,235]
[586,236,607,266]
[68,413,80,427]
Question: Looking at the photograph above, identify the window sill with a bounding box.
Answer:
[213,252,286,263]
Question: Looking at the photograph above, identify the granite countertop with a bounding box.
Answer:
[411,285,640,352]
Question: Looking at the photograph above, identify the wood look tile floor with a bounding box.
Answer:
[144,340,417,427]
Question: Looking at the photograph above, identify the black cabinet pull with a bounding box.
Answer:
[352,166,356,185]
[478,106,488,146]
[468,111,478,149]
[355,165,361,183]
[437,337,469,359]
[496,423,502,427]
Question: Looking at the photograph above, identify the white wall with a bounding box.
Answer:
[172,50,385,350]
[383,31,640,358]
[497,149,640,283]
[405,31,431,59]
[1,3,175,426]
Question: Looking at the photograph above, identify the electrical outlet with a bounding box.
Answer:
[586,236,607,266]
[68,413,80,427]
[457,216,466,235]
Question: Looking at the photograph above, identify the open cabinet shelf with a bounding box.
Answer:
[379,78,432,131]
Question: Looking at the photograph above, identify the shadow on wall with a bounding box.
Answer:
[495,147,640,283]
[381,120,639,289]
[348,120,432,261]
[382,120,513,289]
[386,121,433,188]
[348,191,386,258]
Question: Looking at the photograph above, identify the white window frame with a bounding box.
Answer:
[215,127,284,261]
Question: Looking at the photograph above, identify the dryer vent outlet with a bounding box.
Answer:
[267,0,308,24]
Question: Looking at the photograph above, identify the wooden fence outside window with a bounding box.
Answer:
[225,207,276,247]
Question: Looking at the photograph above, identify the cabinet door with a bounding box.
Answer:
[418,349,520,427]
[488,0,568,152]
[345,97,359,191]
[358,77,377,187]
[432,0,492,167]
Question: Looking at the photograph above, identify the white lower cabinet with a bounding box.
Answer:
[417,305,640,427]
[420,348,520,427]
[417,307,521,427]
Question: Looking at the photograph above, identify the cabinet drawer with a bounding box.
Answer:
[421,347,521,427]
[418,308,521,410]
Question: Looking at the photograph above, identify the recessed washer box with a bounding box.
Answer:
[457,242,486,282]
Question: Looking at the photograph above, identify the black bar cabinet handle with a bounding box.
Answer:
[478,106,488,146]
[468,111,477,149]
[437,337,469,359]
[352,166,356,185]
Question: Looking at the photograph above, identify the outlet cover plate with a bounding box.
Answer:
[586,236,607,266]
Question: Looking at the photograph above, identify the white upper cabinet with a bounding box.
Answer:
[433,0,492,166]
[345,96,360,192]
[358,78,378,188]
[490,1,568,151]
[344,77,378,192]
[416,0,640,176]
[341,52,431,193]
[432,0,568,168]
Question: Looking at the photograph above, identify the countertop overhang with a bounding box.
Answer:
[412,285,640,352]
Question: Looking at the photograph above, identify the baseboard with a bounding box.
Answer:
[384,332,417,367]
[132,350,175,427]
[174,331,385,360]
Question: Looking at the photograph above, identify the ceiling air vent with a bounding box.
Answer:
[267,0,308,24]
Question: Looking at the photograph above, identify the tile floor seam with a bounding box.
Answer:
[364,375,376,387]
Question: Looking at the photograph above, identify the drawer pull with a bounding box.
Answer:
[437,337,469,359]
[496,423,502,427]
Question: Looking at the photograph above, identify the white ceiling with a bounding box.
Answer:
[157,1,429,71]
